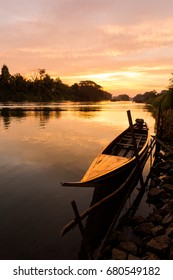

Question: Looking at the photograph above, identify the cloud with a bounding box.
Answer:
[0,0,173,94]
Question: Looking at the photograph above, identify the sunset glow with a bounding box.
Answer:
[1,0,173,96]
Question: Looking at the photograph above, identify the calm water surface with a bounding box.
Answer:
[0,101,155,259]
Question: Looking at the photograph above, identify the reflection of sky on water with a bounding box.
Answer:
[0,101,155,259]
[0,101,155,134]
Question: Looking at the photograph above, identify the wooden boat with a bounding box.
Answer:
[62,118,150,187]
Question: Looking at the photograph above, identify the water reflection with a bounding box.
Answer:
[0,107,62,129]
[33,109,61,128]
[0,101,154,132]
[0,103,103,129]
[74,110,99,119]
[1,108,27,129]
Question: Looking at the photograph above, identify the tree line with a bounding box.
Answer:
[0,65,112,102]
[133,74,173,110]
[112,76,173,110]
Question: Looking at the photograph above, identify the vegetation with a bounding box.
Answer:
[0,64,112,102]
[133,73,173,111]
[159,109,173,140]
[133,74,173,140]
[133,90,157,104]
[161,75,173,109]
[111,94,130,101]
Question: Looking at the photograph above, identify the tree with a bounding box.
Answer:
[133,91,157,103]
[0,64,112,102]
[0,64,11,87]
[79,80,102,90]
[113,94,130,101]
[164,73,173,108]
[76,80,111,101]
[38,69,46,80]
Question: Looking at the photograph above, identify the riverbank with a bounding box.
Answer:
[101,140,173,260]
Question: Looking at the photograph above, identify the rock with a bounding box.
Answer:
[128,254,141,260]
[167,168,173,176]
[165,224,173,237]
[162,184,173,194]
[147,213,162,225]
[118,241,138,255]
[162,213,173,226]
[112,248,127,260]
[159,163,172,172]
[151,225,165,236]
[165,152,173,158]
[133,222,154,237]
[164,176,173,184]
[159,174,166,182]
[167,159,173,165]
[159,202,173,215]
[140,236,152,255]
[142,252,160,260]
[157,150,166,157]
[147,188,168,203]
[130,216,147,226]
[149,180,158,188]
[151,165,162,177]
[146,235,171,258]
[108,230,126,246]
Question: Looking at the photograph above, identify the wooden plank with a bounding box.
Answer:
[121,137,133,140]
[127,132,147,137]
[116,142,134,147]
[71,200,93,259]
[118,149,126,157]
[127,110,144,188]
[81,154,131,182]
[125,150,134,158]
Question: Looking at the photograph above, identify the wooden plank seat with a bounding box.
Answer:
[118,149,126,157]
[126,132,146,137]
[116,142,134,147]
[125,149,134,158]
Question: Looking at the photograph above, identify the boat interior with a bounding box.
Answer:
[103,130,148,158]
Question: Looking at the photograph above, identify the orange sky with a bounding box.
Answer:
[1,0,173,96]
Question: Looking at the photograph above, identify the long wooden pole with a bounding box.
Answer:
[127,110,144,188]
[156,104,161,138]
[71,200,93,259]
[127,111,139,158]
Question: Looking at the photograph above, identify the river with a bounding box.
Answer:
[0,101,155,259]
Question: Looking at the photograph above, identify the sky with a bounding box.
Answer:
[1,0,173,96]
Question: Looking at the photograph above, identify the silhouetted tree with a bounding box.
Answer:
[0,64,11,85]
[0,64,112,102]
[112,94,129,101]
[133,90,157,103]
